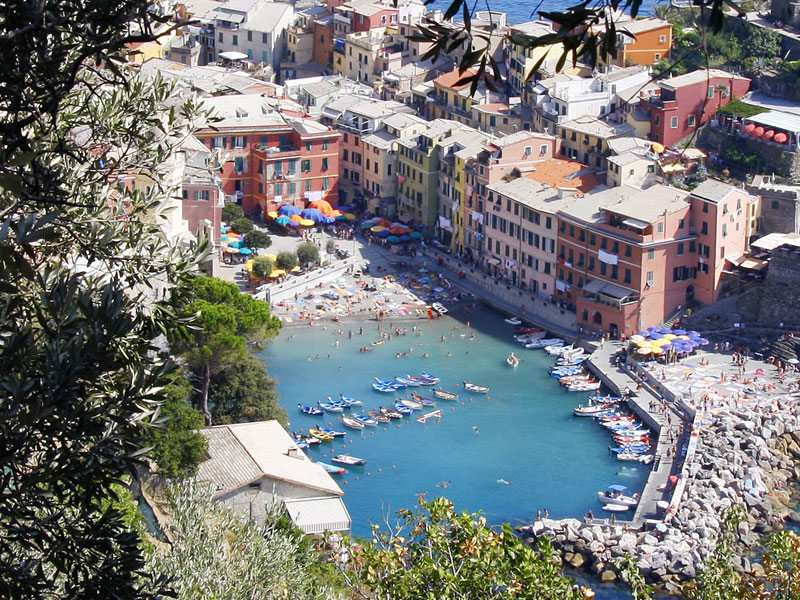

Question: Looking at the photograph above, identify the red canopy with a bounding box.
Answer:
[743,123,756,133]
[753,126,765,137]
[774,132,788,143]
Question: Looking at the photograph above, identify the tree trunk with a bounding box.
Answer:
[200,362,212,426]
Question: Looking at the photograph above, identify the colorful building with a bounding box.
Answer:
[613,18,672,66]
[506,20,564,95]
[641,69,750,148]
[557,116,635,171]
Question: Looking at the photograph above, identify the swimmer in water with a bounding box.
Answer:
[436,481,451,488]
[472,426,479,434]
[497,479,513,485]
[423,353,429,358]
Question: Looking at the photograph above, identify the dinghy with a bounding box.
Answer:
[463,382,489,393]
[433,389,458,401]
[331,454,366,466]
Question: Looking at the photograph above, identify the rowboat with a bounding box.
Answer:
[398,399,423,410]
[317,461,346,475]
[507,353,520,368]
[315,425,346,438]
[601,503,630,512]
[372,382,396,393]
[525,338,564,349]
[463,382,489,393]
[420,372,440,383]
[431,302,448,314]
[574,404,616,417]
[339,394,363,406]
[416,409,442,424]
[407,374,437,386]
[515,331,546,342]
[352,412,379,426]
[367,408,389,420]
[433,389,458,401]
[331,454,366,466]
[375,377,405,390]
[380,407,404,419]
[293,432,321,446]
[515,326,542,335]
[298,404,323,416]
[395,376,420,387]
[412,394,436,405]
[342,416,365,429]
[392,402,412,415]
[505,317,522,325]
[317,401,344,413]
[567,381,601,391]
[309,428,335,442]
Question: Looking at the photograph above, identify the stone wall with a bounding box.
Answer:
[746,180,800,234]
[702,127,800,183]
[757,245,800,326]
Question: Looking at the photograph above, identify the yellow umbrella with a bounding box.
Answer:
[245,259,254,271]
[262,254,277,262]
[345,213,356,220]
[301,219,316,226]
[630,335,645,343]
[651,346,664,354]
[653,338,671,346]
[663,333,677,340]
[267,211,278,219]
[636,340,652,348]
[270,269,287,277]
[678,335,691,340]
[290,266,301,273]
[651,142,665,153]
[371,225,385,233]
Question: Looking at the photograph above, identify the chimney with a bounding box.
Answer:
[286,446,302,458]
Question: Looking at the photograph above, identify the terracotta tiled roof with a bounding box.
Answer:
[523,158,597,194]
[433,68,480,90]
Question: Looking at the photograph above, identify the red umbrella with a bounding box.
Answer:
[743,123,756,134]
[774,132,788,143]
[753,126,765,137]
[669,475,679,485]
[763,130,775,140]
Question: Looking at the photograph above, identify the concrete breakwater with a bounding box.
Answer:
[518,357,800,591]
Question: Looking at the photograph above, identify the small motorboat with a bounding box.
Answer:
[567,381,601,391]
[342,416,365,429]
[525,338,563,349]
[352,412,379,426]
[317,461,346,475]
[416,409,443,424]
[433,389,458,401]
[505,317,522,325]
[412,394,436,405]
[463,382,489,393]
[431,302,448,314]
[546,344,573,356]
[392,402,413,415]
[331,454,366,466]
[368,410,390,423]
[420,372,440,383]
[372,382,396,393]
[515,331,546,342]
[309,428,334,442]
[515,326,542,335]
[315,425,346,438]
[395,376,421,387]
[397,399,423,410]
[507,353,520,368]
[375,377,405,390]
[293,432,321,446]
[380,407,404,419]
[407,374,437,386]
[601,503,630,512]
[318,400,344,413]
[574,404,615,417]
[598,485,639,507]
[298,404,324,416]
[339,394,363,407]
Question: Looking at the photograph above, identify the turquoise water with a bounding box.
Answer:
[261,304,649,543]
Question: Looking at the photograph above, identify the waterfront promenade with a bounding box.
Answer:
[586,342,688,528]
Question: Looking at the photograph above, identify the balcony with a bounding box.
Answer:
[259,145,300,156]
[582,279,638,308]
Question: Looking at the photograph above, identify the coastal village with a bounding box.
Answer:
[105,0,800,594]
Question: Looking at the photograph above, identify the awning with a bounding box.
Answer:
[622,217,649,230]
[487,257,501,266]
[582,279,606,294]
[215,11,245,23]
[583,279,634,299]
[219,51,248,60]
[283,496,351,535]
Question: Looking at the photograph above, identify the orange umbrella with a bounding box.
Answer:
[290,214,304,223]
[310,199,333,215]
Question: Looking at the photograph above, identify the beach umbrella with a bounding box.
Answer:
[362,220,376,228]
[267,211,278,219]
[336,213,347,221]
[239,247,253,255]
[638,347,652,355]
[637,330,650,337]
[301,208,325,221]
[651,142,665,153]
[321,216,336,224]
[287,220,300,227]
[276,216,292,225]
[409,231,423,239]
[753,126,765,137]
[223,246,239,254]
[279,205,302,217]
[635,340,652,348]
[300,218,315,226]
[651,346,664,354]
[688,330,701,338]
[376,218,391,227]
[310,199,333,214]
[377,229,391,238]
[763,130,775,140]
[744,123,756,134]
[672,329,687,335]
[696,338,710,345]
[228,240,243,248]
[774,132,788,143]
[290,266,301,273]
[649,332,663,340]
[330,210,342,218]
[790,358,800,365]
[345,213,357,220]
[245,259,254,270]
[290,214,304,223]
[399,234,411,242]
[629,335,645,343]
[221,226,228,234]
[663,333,677,340]
[387,235,401,243]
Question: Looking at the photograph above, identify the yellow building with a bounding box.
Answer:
[507,20,566,94]
[336,27,401,87]
[556,116,635,170]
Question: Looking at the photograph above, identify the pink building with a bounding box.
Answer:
[555,179,751,337]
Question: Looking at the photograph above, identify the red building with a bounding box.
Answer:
[642,69,750,148]
[194,95,341,217]
[335,0,398,32]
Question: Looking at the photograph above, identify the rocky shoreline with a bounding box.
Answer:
[518,401,800,592]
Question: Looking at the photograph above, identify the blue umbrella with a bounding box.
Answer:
[322,216,336,224]
[377,229,391,238]
[672,329,687,335]
[696,338,710,345]
[688,331,702,338]
[229,240,243,248]
[649,332,663,339]
[287,220,300,227]
[409,232,424,239]
[239,247,253,255]
[637,331,650,336]
[279,205,301,217]
[301,208,325,222]
[387,235,401,243]
[335,205,353,212]
[276,216,292,226]
[399,234,411,242]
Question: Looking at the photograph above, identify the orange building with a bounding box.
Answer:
[614,18,672,66]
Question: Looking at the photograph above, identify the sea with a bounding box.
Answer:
[261,304,651,599]
[424,0,660,25]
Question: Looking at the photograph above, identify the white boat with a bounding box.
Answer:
[331,454,366,466]
[515,331,546,342]
[463,382,489,393]
[507,353,520,368]
[342,416,365,429]
[525,338,563,349]
[546,343,572,356]
[505,317,522,325]
[601,503,630,512]
[574,404,615,416]
[431,302,448,314]
[568,381,601,391]
[398,399,423,410]
[416,409,442,423]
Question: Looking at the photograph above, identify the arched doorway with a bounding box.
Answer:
[686,285,695,303]
[593,311,603,325]
[609,323,619,339]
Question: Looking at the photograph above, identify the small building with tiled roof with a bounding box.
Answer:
[197,420,351,534]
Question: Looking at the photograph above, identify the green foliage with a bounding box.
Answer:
[721,146,767,173]
[276,251,298,271]
[296,242,320,265]
[743,27,780,59]
[143,374,208,478]
[149,480,334,600]
[618,554,654,600]
[343,497,582,600]
[208,353,287,426]
[326,239,336,254]
[231,216,255,235]
[222,203,245,223]
[717,97,766,118]
[245,229,272,250]
[252,255,275,279]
